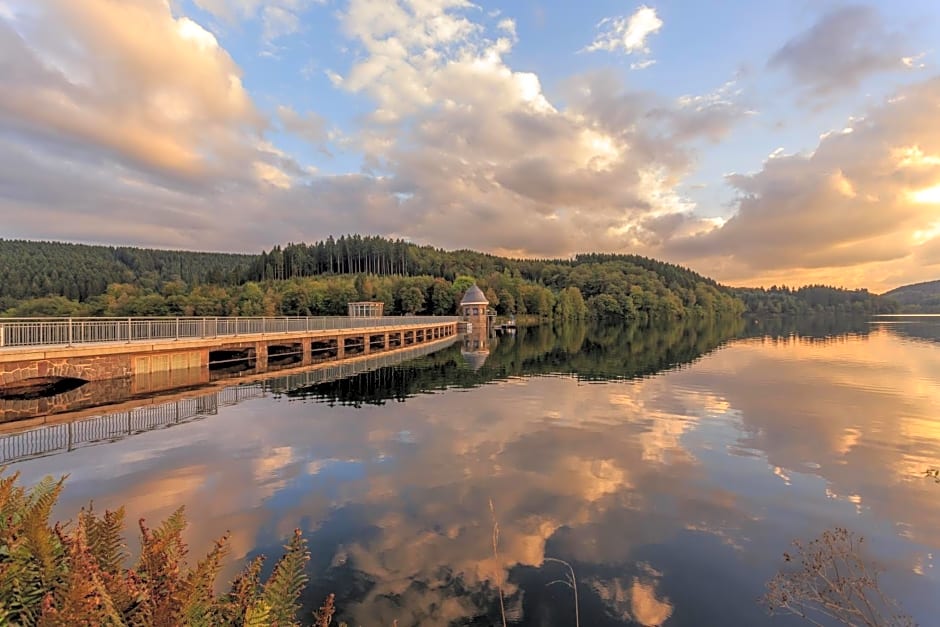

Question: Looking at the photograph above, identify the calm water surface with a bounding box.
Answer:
[7,317,940,626]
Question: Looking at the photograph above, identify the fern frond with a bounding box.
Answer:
[0,473,68,623]
[0,468,21,523]
[135,507,189,626]
[37,514,125,627]
[82,505,127,576]
[155,506,187,541]
[244,599,272,627]
[229,555,265,608]
[181,532,230,626]
[24,476,66,527]
[313,592,336,627]
[209,554,266,625]
[262,529,310,627]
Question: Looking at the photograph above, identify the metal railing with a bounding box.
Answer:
[0,316,458,349]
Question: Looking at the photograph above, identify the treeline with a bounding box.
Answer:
[4,236,900,322]
[883,279,940,313]
[246,237,723,288]
[0,239,252,309]
[1,263,742,324]
[0,237,744,323]
[0,236,724,305]
[733,285,899,316]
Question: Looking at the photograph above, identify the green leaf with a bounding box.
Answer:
[261,529,310,626]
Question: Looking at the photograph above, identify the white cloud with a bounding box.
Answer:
[316,1,746,256]
[584,6,663,56]
[0,0,757,270]
[497,17,516,37]
[0,0,263,181]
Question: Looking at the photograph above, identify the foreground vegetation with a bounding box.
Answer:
[0,469,336,626]
[764,528,914,627]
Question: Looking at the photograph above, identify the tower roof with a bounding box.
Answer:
[460,284,489,306]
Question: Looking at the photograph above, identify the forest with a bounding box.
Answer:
[883,279,940,312]
[0,237,897,321]
[733,285,898,316]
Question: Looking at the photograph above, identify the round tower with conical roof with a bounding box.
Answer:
[459,284,489,328]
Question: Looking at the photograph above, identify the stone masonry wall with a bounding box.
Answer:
[1,354,134,387]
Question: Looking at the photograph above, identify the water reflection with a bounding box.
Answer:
[8,317,940,626]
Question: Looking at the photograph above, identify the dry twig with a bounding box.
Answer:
[762,527,915,627]
[544,557,580,627]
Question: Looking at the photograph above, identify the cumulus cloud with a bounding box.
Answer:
[323,0,742,256]
[0,0,760,261]
[665,76,940,290]
[34,0,940,292]
[0,0,349,246]
[769,5,915,100]
[584,5,663,58]
[0,0,266,183]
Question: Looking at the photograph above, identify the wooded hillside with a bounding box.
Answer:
[883,280,940,312]
[0,237,742,323]
[0,237,899,321]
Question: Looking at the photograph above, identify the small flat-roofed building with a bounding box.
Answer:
[347,301,384,317]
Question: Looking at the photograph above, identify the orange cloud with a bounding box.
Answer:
[665,76,940,291]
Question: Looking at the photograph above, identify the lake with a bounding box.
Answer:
[5,316,940,626]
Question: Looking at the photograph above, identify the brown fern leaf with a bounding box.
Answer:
[313,593,336,627]
[214,554,266,625]
[37,514,124,627]
[229,554,266,608]
[111,570,153,627]
[135,507,189,626]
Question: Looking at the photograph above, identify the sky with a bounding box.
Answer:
[0,0,938,291]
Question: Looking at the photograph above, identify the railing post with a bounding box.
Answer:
[202,318,206,339]
[67,318,73,346]
[127,318,132,343]
[175,317,180,340]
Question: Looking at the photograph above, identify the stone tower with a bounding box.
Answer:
[459,284,489,328]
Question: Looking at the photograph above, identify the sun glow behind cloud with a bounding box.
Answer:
[911,185,940,205]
